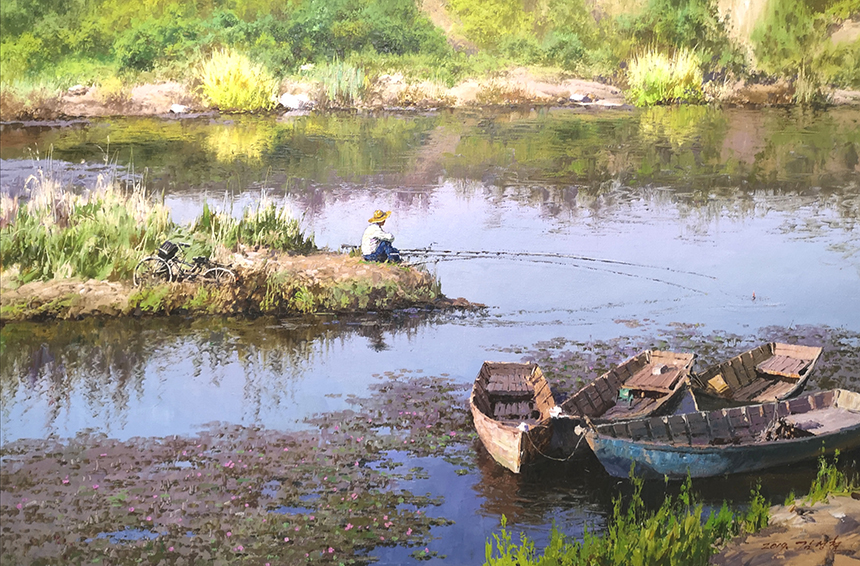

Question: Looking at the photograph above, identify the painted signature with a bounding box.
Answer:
[762,537,841,552]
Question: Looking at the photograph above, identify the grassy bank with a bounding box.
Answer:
[0,0,857,114]
[0,166,445,321]
[484,453,857,566]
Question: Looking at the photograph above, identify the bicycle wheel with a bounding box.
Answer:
[201,266,237,285]
[133,256,173,287]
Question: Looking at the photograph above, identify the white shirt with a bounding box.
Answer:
[361,223,394,255]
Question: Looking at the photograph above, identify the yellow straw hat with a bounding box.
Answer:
[368,209,392,223]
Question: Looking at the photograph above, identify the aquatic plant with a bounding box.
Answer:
[485,475,767,565]
[192,198,316,254]
[625,48,704,106]
[195,49,279,113]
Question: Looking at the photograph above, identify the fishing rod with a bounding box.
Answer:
[400,248,716,280]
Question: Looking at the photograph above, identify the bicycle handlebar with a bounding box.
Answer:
[178,242,191,248]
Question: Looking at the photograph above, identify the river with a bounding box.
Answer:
[1,105,858,564]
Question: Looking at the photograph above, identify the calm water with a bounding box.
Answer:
[1,105,859,564]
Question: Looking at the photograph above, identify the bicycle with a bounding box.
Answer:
[133,240,237,287]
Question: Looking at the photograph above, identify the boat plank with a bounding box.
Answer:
[731,358,750,386]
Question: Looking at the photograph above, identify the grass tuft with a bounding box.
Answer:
[626,48,704,106]
[195,49,279,113]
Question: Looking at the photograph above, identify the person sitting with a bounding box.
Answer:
[361,210,401,263]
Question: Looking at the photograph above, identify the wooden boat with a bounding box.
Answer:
[584,389,860,479]
[470,362,557,473]
[692,342,823,406]
[560,350,696,424]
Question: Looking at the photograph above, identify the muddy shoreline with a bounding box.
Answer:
[3,70,859,124]
[0,249,480,323]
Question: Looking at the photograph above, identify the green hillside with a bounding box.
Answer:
[0,0,857,108]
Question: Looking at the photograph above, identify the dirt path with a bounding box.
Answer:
[712,494,860,565]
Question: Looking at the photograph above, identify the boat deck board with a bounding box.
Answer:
[756,355,809,379]
[624,364,684,394]
[787,408,860,435]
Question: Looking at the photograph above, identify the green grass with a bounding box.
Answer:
[805,451,858,505]
[0,163,315,285]
[485,454,856,566]
[195,49,279,113]
[626,48,704,106]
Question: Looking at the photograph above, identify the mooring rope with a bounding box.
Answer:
[523,418,588,463]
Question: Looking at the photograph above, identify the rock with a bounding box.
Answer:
[279,92,313,110]
[570,93,593,103]
[67,85,89,96]
[169,104,190,114]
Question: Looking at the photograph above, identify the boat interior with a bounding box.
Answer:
[474,362,555,425]
[595,389,860,447]
[561,350,695,422]
[694,343,823,402]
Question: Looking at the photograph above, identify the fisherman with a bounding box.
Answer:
[361,209,401,263]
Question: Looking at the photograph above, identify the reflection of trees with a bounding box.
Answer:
[4,108,858,223]
[0,312,444,438]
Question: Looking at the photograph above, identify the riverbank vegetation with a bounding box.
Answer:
[0,164,445,321]
[0,0,857,113]
[484,454,855,566]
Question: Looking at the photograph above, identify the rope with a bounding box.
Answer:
[523,417,589,463]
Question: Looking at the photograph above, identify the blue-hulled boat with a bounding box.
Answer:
[584,389,860,479]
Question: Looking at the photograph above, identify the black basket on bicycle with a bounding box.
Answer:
[157,241,179,261]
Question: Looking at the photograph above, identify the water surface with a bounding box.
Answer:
[1,105,859,564]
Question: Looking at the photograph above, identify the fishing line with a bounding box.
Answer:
[420,253,708,294]
[402,248,715,280]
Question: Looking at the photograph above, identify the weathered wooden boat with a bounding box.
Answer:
[470,361,557,473]
[584,388,860,479]
[692,342,823,406]
[560,350,696,424]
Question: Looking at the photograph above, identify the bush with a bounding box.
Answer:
[626,48,704,105]
[195,49,279,112]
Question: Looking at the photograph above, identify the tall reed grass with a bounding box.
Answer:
[196,49,279,113]
[192,197,316,254]
[626,48,704,106]
[0,162,172,282]
[312,61,371,109]
[0,163,316,284]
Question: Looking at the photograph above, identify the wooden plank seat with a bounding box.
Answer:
[623,363,684,394]
[756,355,810,379]
[493,401,534,420]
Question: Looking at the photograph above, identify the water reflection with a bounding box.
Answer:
[0,311,450,443]
[2,107,858,209]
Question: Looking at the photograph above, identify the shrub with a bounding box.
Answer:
[626,48,704,105]
[195,49,279,112]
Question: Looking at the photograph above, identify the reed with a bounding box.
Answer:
[0,161,172,282]
[192,197,316,254]
[312,60,370,109]
[195,49,279,113]
[626,48,704,106]
[0,162,316,285]
[805,451,857,505]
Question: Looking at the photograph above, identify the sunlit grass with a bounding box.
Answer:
[0,160,172,282]
[626,48,704,106]
[195,49,279,113]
